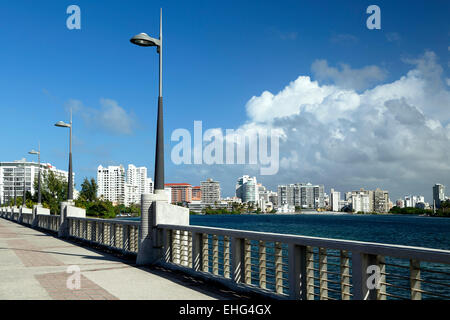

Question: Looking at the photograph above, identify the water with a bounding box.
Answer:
[189,213,450,250]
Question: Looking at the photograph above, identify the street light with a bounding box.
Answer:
[55,109,73,201]
[29,143,42,205]
[130,8,165,193]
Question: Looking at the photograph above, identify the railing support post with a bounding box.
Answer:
[410,259,421,300]
[288,244,307,300]
[352,252,378,300]
[231,237,245,283]
[192,232,202,271]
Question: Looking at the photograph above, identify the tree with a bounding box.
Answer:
[79,178,98,202]
[35,171,68,214]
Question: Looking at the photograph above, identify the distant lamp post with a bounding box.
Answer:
[21,163,26,207]
[55,110,73,201]
[130,8,165,192]
[28,144,42,205]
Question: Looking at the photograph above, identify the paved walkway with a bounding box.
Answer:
[0,218,244,300]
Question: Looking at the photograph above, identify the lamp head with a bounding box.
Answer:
[28,150,39,155]
[55,121,71,128]
[130,33,160,47]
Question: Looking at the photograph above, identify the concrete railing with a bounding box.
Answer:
[2,205,450,300]
[36,214,61,232]
[21,213,34,225]
[156,224,450,300]
[67,217,140,255]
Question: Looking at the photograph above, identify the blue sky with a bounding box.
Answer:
[0,0,449,201]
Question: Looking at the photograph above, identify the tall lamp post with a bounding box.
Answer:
[21,162,26,207]
[55,110,73,201]
[130,8,164,193]
[29,143,42,205]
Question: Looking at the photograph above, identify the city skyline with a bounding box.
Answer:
[0,1,449,203]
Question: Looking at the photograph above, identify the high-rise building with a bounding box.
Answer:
[0,159,72,204]
[200,178,220,204]
[165,183,192,204]
[236,175,258,204]
[348,188,389,213]
[277,183,325,209]
[330,188,341,212]
[433,184,445,209]
[192,186,201,201]
[97,165,125,205]
[352,193,370,213]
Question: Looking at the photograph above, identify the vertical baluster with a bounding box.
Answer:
[202,234,209,272]
[410,259,421,300]
[244,239,252,285]
[212,235,219,275]
[224,236,230,279]
[306,246,315,300]
[122,224,128,252]
[259,240,266,289]
[188,232,193,267]
[340,250,351,300]
[275,242,283,294]
[377,256,386,300]
[319,248,328,300]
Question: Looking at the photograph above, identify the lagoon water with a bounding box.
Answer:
[189,213,450,250]
[125,213,450,249]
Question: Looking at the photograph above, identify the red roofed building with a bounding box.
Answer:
[192,186,201,201]
[164,183,192,204]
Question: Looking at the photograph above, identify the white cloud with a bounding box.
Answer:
[66,98,136,135]
[311,59,388,91]
[184,51,450,200]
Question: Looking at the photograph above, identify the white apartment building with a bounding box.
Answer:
[97,164,154,207]
[0,159,71,204]
[97,165,125,205]
[352,193,370,213]
[330,188,341,212]
[200,178,220,204]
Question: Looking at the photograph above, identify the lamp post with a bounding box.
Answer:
[130,8,164,193]
[29,143,42,205]
[55,109,73,201]
[21,162,26,207]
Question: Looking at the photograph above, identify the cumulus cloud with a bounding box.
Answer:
[330,33,358,44]
[66,98,136,135]
[311,59,388,91]
[182,51,450,200]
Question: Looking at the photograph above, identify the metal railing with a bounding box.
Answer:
[1,208,450,300]
[36,214,60,232]
[21,213,34,225]
[67,217,140,255]
[157,224,450,300]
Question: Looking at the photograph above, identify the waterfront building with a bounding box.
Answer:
[97,165,125,205]
[373,188,389,213]
[351,192,370,213]
[330,188,341,212]
[396,199,405,208]
[0,159,72,204]
[201,178,220,204]
[236,175,258,204]
[277,183,325,209]
[433,184,445,209]
[165,183,192,204]
[192,186,201,201]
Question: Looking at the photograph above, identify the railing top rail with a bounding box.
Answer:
[36,214,60,217]
[67,216,140,226]
[158,224,450,264]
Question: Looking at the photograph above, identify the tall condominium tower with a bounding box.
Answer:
[97,165,125,205]
[201,178,221,204]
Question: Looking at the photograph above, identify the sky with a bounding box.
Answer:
[0,0,449,202]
